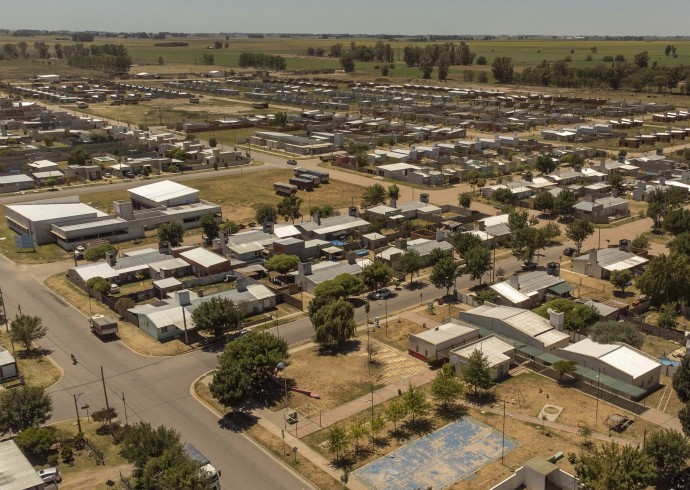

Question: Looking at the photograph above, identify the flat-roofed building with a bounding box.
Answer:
[559,338,661,390]
[408,320,480,363]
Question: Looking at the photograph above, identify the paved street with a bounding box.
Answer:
[3,255,314,490]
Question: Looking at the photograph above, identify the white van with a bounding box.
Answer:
[109,284,120,294]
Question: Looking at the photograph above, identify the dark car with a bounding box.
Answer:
[522,261,538,270]
[563,247,576,257]
[287,159,297,165]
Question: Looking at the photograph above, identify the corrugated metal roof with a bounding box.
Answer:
[413,322,478,345]
[561,338,618,358]
[274,225,301,238]
[600,346,660,379]
[451,336,513,366]
[0,347,15,365]
[6,202,106,222]
[491,282,530,304]
[0,440,46,488]
[180,248,227,268]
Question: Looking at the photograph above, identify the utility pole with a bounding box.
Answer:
[122,392,129,426]
[101,366,112,425]
[73,393,83,434]
[182,307,189,344]
[501,397,506,465]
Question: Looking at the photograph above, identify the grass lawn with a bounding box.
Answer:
[47,419,131,490]
[0,331,61,388]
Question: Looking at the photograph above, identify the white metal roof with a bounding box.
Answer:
[246,284,274,300]
[7,202,106,222]
[129,180,197,203]
[561,338,618,358]
[451,336,514,366]
[533,329,570,348]
[274,224,301,239]
[179,247,227,268]
[491,282,530,304]
[602,255,648,272]
[600,346,660,379]
[412,322,478,345]
[0,440,46,489]
[0,347,15,365]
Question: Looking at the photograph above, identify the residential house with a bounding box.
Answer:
[0,440,46,490]
[573,195,629,223]
[0,347,18,381]
[490,457,579,490]
[490,271,572,309]
[571,248,648,279]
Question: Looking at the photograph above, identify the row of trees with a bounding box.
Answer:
[63,43,132,73]
[238,53,287,70]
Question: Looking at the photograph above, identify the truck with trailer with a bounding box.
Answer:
[89,315,118,339]
[295,167,329,184]
[184,443,221,489]
[273,182,298,196]
[289,176,314,191]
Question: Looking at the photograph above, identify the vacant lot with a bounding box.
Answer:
[366,317,425,352]
[78,168,363,223]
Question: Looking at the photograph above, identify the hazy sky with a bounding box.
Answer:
[3,0,690,36]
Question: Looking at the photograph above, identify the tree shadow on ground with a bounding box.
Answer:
[435,403,468,421]
[218,410,259,433]
[388,427,410,443]
[465,390,497,406]
[317,339,361,356]
[330,454,355,470]
[402,417,434,436]
[18,347,52,359]
[407,281,428,291]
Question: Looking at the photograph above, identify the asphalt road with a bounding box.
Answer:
[4,256,313,490]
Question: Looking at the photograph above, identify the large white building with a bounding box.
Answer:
[4,180,221,251]
[558,338,661,390]
[459,305,570,353]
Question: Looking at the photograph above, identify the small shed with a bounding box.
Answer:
[0,347,18,381]
[153,277,183,299]
[450,335,515,380]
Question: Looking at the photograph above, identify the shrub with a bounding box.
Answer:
[47,454,59,466]
[60,445,74,464]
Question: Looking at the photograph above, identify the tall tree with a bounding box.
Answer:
[430,256,458,296]
[396,249,422,284]
[387,184,400,200]
[463,245,491,284]
[0,386,52,434]
[673,356,690,403]
[609,269,633,294]
[348,419,369,454]
[491,56,514,83]
[460,349,493,396]
[138,445,210,490]
[384,400,406,432]
[636,253,690,307]
[210,332,288,407]
[265,254,300,283]
[590,321,643,349]
[332,273,364,298]
[120,422,183,476]
[565,219,594,254]
[552,360,578,383]
[458,192,472,209]
[644,429,690,478]
[191,296,243,338]
[534,154,557,174]
[158,221,184,247]
[554,189,578,218]
[430,364,464,408]
[361,259,393,293]
[310,299,356,350]
[277,194,303,223]
[68,147,90,166]
[608,171,625,196]
[534,191,555,215]
[340,53,355,73]
[325,424,349,462]
[361,183,387,208]
[401,383,430,424]
[9,314,47,351]
[451,232,483,257]
[575,442,656,490]
[255,204,277,225]
[199,214,219,241]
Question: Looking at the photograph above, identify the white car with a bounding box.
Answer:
[38,467,61,484]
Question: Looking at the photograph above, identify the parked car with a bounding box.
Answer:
[563,247,576,257]
[522,261,538,271]
[38,467,61,484]
[109,284,120,295]
[370,289,391,300]
[286,159,297,165]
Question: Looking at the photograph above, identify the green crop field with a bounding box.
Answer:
[2,34,690,83]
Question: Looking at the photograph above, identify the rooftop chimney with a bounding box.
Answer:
[297,262,312,277]
[509,274,519,290]
[547,308,565,331]
[236,276,248,292]
[105,250,116,266]
[175,289,191,306]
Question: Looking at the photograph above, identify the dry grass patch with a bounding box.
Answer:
[47,419,130,490]
[365,317,425,352]
[0,331,61,388]
[283,340,386,411]
[495,372,653,442]
[639,333,680,358]
[643,374,685,415]
[560,268,640,304]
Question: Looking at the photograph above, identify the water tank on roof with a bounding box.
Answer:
[420,193,430,204]
[619,239,630,252]
[546,262,560,276]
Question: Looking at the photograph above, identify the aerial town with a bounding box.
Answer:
[2,5,690,490]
